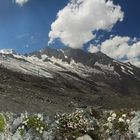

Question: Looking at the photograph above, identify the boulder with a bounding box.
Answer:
[76,135,93,140]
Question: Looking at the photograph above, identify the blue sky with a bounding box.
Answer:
[0,0,68,53]
[0,0,140,67]
[112,0,140,37]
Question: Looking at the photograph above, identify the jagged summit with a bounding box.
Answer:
[0,49,16,55]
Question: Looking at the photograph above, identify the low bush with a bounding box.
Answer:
[0,114,5,132]
[18,113,48,137]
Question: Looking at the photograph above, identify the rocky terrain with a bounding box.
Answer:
[0,48,140,114]
[0,109,140,140]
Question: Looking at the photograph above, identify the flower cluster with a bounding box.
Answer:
[0,109,137,140]
[55,109,97,139]
[18,113,47,136]
[103,110,135,134]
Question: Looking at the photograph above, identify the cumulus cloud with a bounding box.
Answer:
[88,36,140,67]
[100,36,140,60]
[100,36,130,59]
[127,58,140,68]
[15,0,30,6]
[48,0,124,48]
[88,44,100,53]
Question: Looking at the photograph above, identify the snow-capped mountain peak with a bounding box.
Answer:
[0,47,140,95]
[0,49,16,55]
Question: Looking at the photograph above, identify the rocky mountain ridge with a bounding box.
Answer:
[0,48,140,114]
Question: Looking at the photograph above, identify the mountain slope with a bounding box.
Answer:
[30,47,140,95]
[0,48,140,114]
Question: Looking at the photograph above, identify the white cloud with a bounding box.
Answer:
[100,36,140,60]
[88,44,99,53]
[48,0,124,48]
[15,0,30,6]
[100,36,130,59]
[88,36,140,67]
[125,58,140,68]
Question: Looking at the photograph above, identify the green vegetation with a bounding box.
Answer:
[18,113,47,136]
[54,110,101,140]
[0,109,137,139]
[0,114,6,132]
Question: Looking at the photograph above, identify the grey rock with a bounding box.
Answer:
[76,135,93,140]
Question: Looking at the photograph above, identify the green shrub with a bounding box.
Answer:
[18,113,47,136]
[0,114,6,132]
[54,109,100,140]
[102,110,135,135]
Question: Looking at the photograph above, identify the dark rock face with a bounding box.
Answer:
[0,48,140,114]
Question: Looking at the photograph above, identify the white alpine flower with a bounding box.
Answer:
[107,117,112,122]
[36,128,39,131]
[21,125,25,129]
[122,114,127,118]
[39,130,43,134]
[111,113,116,118]
[126,119,130,124]
[118,117,124,122]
